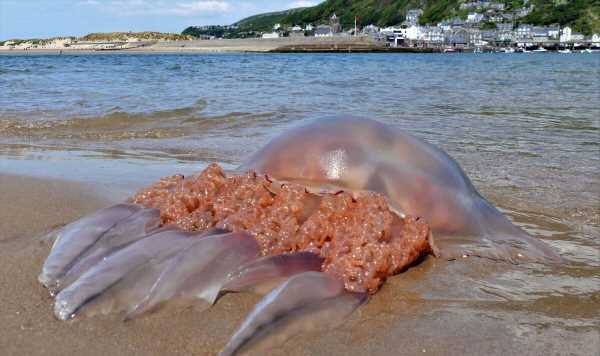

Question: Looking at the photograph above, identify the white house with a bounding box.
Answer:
[560,26,572,42]
[404,25,423,41]
[305,24,314,31]
[273,23,281,31]
[592,33,600,45]
[516,24,533,40]
[467,12,485,23]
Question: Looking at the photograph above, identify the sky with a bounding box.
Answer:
[0,0,322,40]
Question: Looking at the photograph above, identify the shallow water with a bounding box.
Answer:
[0,52,598,353]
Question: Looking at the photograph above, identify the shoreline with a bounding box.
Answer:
[2,37,598,54]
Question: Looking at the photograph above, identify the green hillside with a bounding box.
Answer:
[227,0,599,35]
[234,8,310,30]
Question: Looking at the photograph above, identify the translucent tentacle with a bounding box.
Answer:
[126,232,259,318]
[53,229,202,320]
[220,272,367,356]
[55,207,162,292]
[39,204,141,290]
[222,252,323,295]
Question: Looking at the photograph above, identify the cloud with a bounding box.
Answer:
[79,0,232,17]
[290,1,318,7]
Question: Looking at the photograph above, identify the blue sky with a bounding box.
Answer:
[0,0,322,40]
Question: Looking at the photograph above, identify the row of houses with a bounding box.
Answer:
[263,10,598,48]
[380,24,598,47]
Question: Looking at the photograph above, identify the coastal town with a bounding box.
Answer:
[1,1,599,53]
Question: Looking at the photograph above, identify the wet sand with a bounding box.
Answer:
[1,173,598,355]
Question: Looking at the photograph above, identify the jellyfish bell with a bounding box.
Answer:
[240,116,561,263]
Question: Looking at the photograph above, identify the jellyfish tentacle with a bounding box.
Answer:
[222,252,323,295]
[53,229,203,320]
[54,207,162,292]
[219,272,367,356]
[39,204,142,290]
[126,231,259,319]
[76,227,227,318]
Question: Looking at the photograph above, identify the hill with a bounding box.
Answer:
[224,0,599,35]
[234,8,310,30]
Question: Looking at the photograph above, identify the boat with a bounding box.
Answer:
[501,47,515,53]
[558,49,571,54]
[532,47,548,52]
[443,47,457,53]
[580,48,593,54]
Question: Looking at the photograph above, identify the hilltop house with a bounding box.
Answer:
[460,1,505,11]
[405,9,423,26]
[467,12,485,23]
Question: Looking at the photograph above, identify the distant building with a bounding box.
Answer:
[362,24,380,35]
[468,28,483,45]
[487,14,504,23]
[482,30,497,43]
[516,24,533,40]
[592,33,600,46]
[460,1,505,11]
[496,23,513,31]
[329,13,341,33]
[404,25,422,41]
[467,12,485,23]
[315,24,334,37]
[422,26,444,44]
[405,9,423,26]
[496,23,514,42]
[571,32,585,42]
[560,26,572,42]
[532,26,550,42]
[289,25,304,37]
[445,29,469,46]
[305,24,314,31]
[273,23,281,31]
[515,6,534,18]
[547,25,560,39]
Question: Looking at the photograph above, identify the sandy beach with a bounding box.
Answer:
[1,173,597,356]
[0,37,384,54]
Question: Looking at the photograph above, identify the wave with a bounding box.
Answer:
[0,99,278,141]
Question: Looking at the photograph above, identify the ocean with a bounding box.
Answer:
[0,52,598,354]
